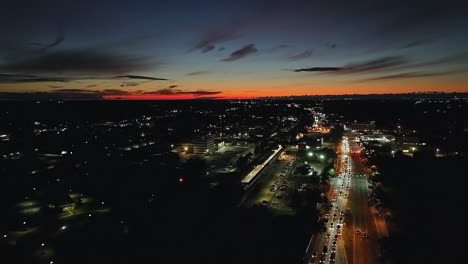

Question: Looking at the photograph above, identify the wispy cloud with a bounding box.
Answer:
[398,40,429,49]
[358,71,466,82]
[201,45,215,53]
[187,71,209,76]
[192,28,241,53]
[325,42,337,49]
[288,50,313,61]
[221,44,258,62]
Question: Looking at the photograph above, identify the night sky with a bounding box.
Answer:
[1,0,468,100]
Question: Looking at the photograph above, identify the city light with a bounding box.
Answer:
[308,152,313,157]
[320,154,324,159]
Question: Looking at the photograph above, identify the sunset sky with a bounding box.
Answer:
[1,0,467,100]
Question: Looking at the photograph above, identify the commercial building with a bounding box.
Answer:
[193,135,217,154]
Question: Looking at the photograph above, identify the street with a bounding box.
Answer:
[305,137,387,264]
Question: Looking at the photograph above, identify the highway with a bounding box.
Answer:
[305,137,387,264]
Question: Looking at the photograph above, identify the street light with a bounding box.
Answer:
[308,152,313,157]
[320,154,324,159]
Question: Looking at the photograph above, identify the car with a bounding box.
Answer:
[325,213,330,218]
[356,230,361,235]
[330,252,336,262]
[336,224,341,229]
[362,234,368,238]
[326,233,331,239]
[344,194,348,198]
[331,247,336,253]
[330,223,334,228]
[340,211,344,216]
[319,255,326,263]
[331,241,337,247]
[339,217,343,223]
[322,246,328,255]
[334,235,339,240]
[333,214,337,219]
[310,252,317,262]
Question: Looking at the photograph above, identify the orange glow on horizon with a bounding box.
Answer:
[104,95,256,100]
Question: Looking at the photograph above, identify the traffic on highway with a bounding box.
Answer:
[305,136,381,264]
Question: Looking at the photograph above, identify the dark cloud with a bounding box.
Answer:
[54,88,94,93]
[114,74,168,81]
[100,89,129,95]
[2,49,153,75]
[202,45,215,53]
[187,71,209,76]
[0,73,67,83]
[221,44,258,62]
[120,82,141,87]
[294,67,342,72]
[143,89,221,96]
[86,84,97,88]
[48,85,62,88]
[192,28,241,53]
[0,87,130,100]
[0,92,102,100]
[218,47,226,51]
[288,50,313,61]
[293,56,408,74]
[168,85,178,89]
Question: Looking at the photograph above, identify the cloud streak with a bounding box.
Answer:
[143,89,221,96]
[293,56,408,74]
[221,44,258,62]
[113,74,168,81]
[294,67,342,72]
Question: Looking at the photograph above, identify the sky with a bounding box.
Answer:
[0,0,468,100]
